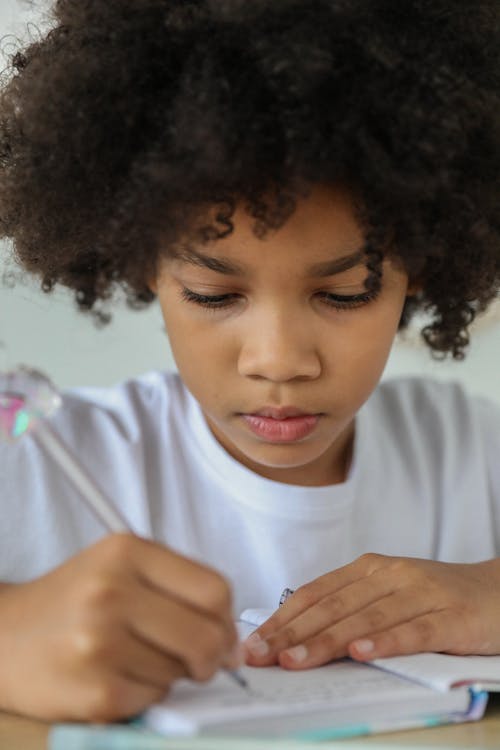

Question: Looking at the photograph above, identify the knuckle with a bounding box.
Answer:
[274,624,299,650]
[79,575,124,614]
[391,558,419,579]
[365,606,387,631]
[72,627,110,664]
[199,575,232,614]
[390,558,428,588]
[293,583,320,609]
[414,618,435,647]
[318,593,345,619]
[99,533,137,565]
[84,678,129,722]
[357,552,383,572]
[315,629,338,655]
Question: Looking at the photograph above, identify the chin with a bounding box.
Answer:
[243,444,327,470]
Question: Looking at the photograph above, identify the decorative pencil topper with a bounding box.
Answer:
[0,366,62,442]
[0,365,129,533]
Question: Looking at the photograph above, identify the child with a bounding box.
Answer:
[0,0,499,724]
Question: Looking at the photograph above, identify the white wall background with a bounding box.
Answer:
[1,1,499,403]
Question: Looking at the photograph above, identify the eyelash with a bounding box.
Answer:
[180,287,379,311]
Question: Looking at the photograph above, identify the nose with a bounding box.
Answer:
[238,307,322,382]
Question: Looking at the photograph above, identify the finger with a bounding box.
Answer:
[71,623,189,691]
[245,568,407,665]
[348,611,453,661]
[250,553,389,642]
[101,535,234,622]
[120,628,188,690]
[128,584,238,681]
[275,589,435,669]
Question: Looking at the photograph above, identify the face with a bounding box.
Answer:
[151,184,410,486]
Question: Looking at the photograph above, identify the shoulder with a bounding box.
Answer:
[0,369,190,483]
[364,375,500,456]
[53,370,188,442]
[370,375,499,421]
[63,369,185,412]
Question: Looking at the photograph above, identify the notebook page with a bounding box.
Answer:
[144,658,457,733]
[238,609,275,639]
[372,653,500,691]
[240,609,273,628]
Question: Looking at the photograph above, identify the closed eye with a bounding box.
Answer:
[316,290,379,310]
[180,287,380,311]
[181,288,239,309]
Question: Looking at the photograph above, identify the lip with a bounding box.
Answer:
[241,408,321,443]
[252,406,312,419]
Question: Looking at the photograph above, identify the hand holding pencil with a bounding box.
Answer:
[0,366,244,722]
[0,534,242,721]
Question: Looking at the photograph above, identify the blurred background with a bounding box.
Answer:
[1,0,499,402]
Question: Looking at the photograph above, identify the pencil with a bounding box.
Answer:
[32,420,250,693]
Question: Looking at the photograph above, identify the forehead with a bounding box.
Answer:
[233,184,362,248]
[169,184,366,274]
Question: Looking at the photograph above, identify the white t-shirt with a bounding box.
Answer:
[1,372,499,616]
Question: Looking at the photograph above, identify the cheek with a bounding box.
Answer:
[331,296,405,391]
[159,302,235,396]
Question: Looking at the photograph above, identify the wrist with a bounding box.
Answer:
[0,584,19,713]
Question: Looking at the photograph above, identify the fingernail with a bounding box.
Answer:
[353,639,374,655]
[284,644,308,663]
[244,633,270,657]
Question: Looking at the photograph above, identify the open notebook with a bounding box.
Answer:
[141,609,500,740]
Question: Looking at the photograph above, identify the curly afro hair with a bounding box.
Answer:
[0,0,499,357]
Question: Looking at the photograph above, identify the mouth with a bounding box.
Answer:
[250,406,313,419]
[240,407,322,443]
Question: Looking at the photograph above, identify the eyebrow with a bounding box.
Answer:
[307,248,366,277]
[170,247,366,277]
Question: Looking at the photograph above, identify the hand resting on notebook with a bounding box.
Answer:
[244,554,500,670]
